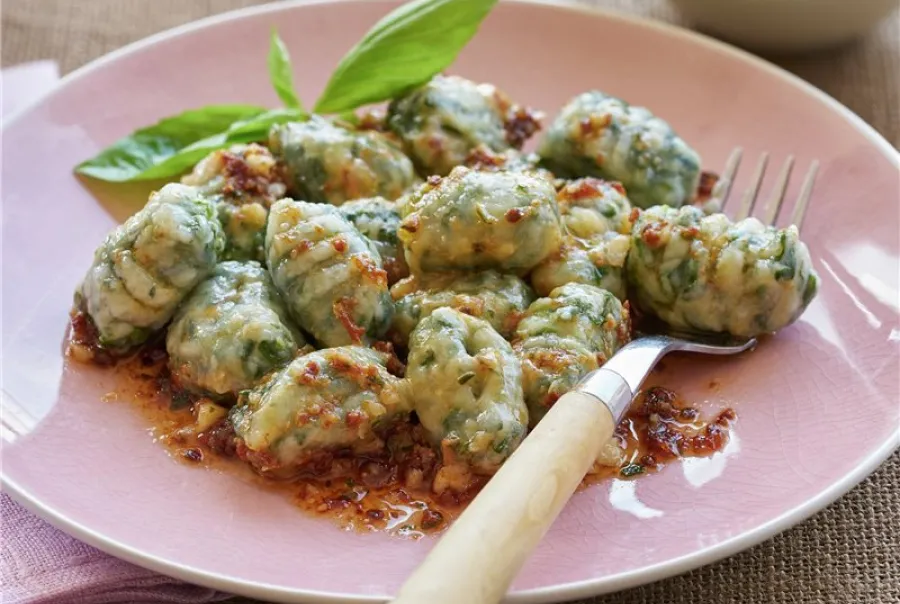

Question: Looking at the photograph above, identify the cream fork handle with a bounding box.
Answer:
[391,369,632,604]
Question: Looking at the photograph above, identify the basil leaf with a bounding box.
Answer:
[75,105,267,182]
[313,0,498,114]
[267,30,304,110]
[337,110,361,126]
[76,107,309,183]
[121,131,238,181]
[227,107,308,138]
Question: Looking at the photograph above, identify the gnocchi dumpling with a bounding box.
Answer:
[75,183,223,352]
[338,197,409,285]
[556,177,634,239]
[406,308,528,493]
[166,261,306,398]
[538,91,701,209]
[530,178,635,300]
[266,199,394,347]
[391,270,534,343]
[231,346,410,476]
[399,166,564,275]
[513,283,631,426]
[269,116,417,205]
[530,238,629,301]
[627,205,819,337]
[182,143,287,263]
[387,75,541,177]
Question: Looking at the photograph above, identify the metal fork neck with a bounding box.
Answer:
[601,335,677,396]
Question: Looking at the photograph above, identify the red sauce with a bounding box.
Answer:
[332,297,366,344]
[590,385,736,481]
[504,207,525,223]
[399,215,420,233]
[101,346,466,537]
[610,182,627,196]
[695,170,720,204]
[219,149,280,203]
[503,104,542,149]
[88,334,735,538]
[640,222,664,247]
[350,254,389,288]
[331,237,348,253]
[559,177,605,201]
[355,108,388,132]
[464,146,508,171]
[66,309,116,365]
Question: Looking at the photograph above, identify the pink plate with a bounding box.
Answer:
[2,1,898,602]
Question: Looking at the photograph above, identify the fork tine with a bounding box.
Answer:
[714,147,743,210]
[790,160,819,232]
[734,152,769,221]
[762,155,794,226]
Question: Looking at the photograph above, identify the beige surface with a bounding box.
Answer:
[2,1,898,603]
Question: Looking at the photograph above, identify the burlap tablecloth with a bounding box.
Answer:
[2,1,898,603]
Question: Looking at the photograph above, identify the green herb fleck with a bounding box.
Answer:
[457,371,476,384]
[258,339,290,363]
[619,463,644,478]
[802,273,818,306]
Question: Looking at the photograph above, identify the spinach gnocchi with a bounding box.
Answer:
[338,197,409,285]
[181,143,286,263]
[269,116,417,205]
[166,261,306,398]
[266,199,393,347]
[387,75,540,177]
[530,238,629,301]
[627,205,818,337]
[538,91,702,209]
[513,283,631,426]
[530,178,635,300]
[407,308,528,493]
[72,64,820,514]
[464,145,556,183]
[556,177,634,239]
[75,183,223,352]
[230,346,410,476]
[398,166,563,275]
[391,270,534,343]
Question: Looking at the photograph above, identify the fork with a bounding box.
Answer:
[391,151,819,604]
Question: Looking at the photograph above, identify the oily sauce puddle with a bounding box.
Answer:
[98,342,735,539]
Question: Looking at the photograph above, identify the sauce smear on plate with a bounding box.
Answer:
[91,332,735,538]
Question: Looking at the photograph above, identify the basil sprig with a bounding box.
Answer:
[76,32,307,182]
[74,105,268,182]
[267,29,304,110]
[314,0,498,114]
[77,0,497,183]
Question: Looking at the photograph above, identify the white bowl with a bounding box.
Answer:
[668,0,899,53]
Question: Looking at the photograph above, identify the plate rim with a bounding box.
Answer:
[2,1,898,602]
